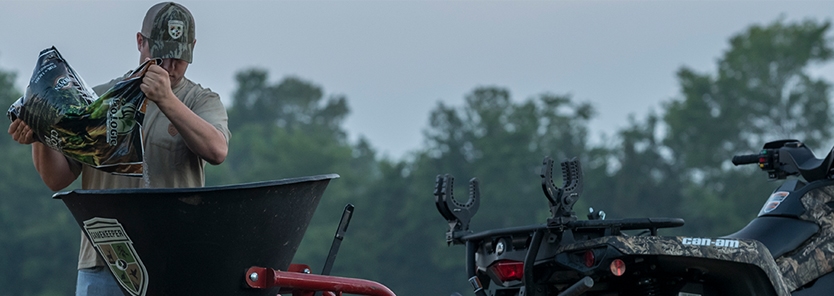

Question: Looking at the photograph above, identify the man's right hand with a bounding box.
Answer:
[8,119,36,145]
[13,118,79,191]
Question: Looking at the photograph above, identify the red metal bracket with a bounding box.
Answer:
[245,266,396,296]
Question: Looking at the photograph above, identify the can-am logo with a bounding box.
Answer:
[682,237,739,248]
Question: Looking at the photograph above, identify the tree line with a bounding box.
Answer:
[0,18,831,295]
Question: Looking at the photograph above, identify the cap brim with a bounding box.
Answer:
[150,40,193,63]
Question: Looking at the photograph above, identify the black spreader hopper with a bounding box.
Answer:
[54,174,339,296]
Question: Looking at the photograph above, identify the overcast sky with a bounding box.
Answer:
[2,1,833,159]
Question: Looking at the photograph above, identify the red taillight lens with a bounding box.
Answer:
[610,259,626,276]
[488,260,524,282]
[583,250,596,267]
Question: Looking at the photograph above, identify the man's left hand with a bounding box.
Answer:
[140,63,174,104]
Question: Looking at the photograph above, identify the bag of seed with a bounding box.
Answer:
[7,46,154,176]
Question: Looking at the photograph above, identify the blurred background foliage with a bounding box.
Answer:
[1,19,832,295]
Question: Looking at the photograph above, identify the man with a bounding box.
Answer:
[7,2,230,295]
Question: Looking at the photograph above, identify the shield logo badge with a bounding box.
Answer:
[168,20,184,40]
[84,218,149,296]
[758,191,790,216]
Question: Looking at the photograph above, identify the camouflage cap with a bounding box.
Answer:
[141,2,195,63]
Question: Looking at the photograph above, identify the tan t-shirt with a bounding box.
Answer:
[75,76,231,269]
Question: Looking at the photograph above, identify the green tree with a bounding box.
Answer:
[419,88,595,229]
[227,69,349,140]
[662,19,833,235]
[217,69,382,277]
[210,69,354,184]
[339,87,596,294]
[665,19,832,169]
[582,113,687,222]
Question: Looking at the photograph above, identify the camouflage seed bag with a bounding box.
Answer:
[7,46,155,176]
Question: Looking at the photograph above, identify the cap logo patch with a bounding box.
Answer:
[168,20,184,39]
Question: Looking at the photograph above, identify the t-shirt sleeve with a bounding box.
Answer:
[190,89,231,143]
[92,76,125,96]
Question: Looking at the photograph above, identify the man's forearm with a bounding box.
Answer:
[156,94,228,165]
[32,142,78,191]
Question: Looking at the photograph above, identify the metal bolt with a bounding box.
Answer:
[303,268,311,274]
[249,272,259,282]
[496,241,506,255]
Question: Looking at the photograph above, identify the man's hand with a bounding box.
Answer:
[140,63,175,105]
[8,119,36,144]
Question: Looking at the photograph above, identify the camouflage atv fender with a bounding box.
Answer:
[779,185,834,291]
[556,235,791,295]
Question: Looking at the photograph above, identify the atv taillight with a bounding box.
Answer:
[488,260,524,282]
[583,250,595,267]
[610,259,626,276]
